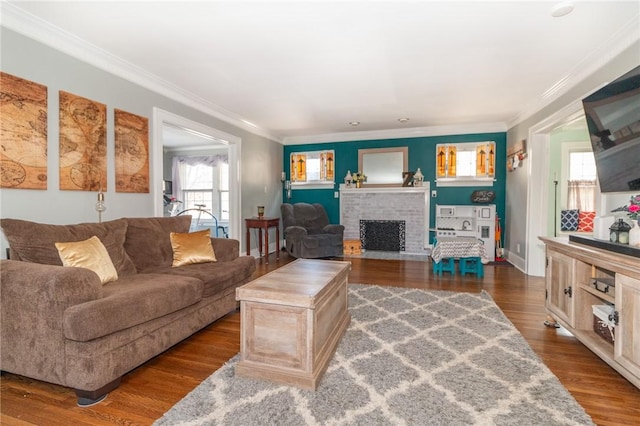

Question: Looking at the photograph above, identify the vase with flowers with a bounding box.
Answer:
[352,171,367,188]
[625,194,640,247]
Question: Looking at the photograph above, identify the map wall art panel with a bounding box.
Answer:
[59,91,107,191]
[114,109,149,193]
[0,72,48,189]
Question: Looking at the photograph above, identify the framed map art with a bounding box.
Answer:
[59,91,107,191]
[0,72,48,189]
[115,109,149,193]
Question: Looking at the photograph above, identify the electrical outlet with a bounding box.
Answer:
[516,243,521,253]
[431,190,437,198]
[334,191,339,198]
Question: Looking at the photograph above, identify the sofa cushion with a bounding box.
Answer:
[0,218,136,276]
[124,216,192,272]
[170,229,217,267]
[63,273,203,342]
[55,236,119,284]
[151,255,256,298]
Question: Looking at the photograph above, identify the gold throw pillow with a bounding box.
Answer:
[55,236,118,284]
[170,229,217,267]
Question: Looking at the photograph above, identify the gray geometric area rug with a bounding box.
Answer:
[154,284,593,426]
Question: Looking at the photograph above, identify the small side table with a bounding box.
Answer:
[245,217,280,263]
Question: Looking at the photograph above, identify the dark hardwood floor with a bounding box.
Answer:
[2,252,639,425]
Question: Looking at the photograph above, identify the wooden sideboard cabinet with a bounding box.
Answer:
[540,237,640,389]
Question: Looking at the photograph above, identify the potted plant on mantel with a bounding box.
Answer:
[352,171,367,188]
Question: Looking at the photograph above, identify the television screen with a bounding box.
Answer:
[582,65,640,192]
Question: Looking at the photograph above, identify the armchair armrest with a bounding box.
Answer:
[284,226,308,240]
[323,224,345,236]
[210,237,240,262]
[0,260,103,382]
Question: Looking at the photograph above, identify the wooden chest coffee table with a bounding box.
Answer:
[235,258,351,390]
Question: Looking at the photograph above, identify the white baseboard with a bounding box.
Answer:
[506,250,526,274]
[248,241,283,259]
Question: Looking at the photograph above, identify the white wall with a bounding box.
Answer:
[0,28,283,256]
[506,41,640,276]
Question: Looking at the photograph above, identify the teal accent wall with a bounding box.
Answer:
[283,132,507,233]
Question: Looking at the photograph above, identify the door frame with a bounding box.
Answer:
[152,108,242,241]
[525,100,585,276]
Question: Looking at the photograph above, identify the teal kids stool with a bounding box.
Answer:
[459,257,484,277]
[433,257,456,276]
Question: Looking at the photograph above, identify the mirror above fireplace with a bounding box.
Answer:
[358,147,408,187]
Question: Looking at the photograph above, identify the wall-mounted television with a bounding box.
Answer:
[582,65,640,192]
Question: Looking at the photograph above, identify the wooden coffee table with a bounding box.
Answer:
[235,258,351,390]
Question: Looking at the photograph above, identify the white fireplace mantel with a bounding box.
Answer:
[339,185,429,194]
[339,183,431,253]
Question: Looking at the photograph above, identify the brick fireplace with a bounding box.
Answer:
[339,185,430,254]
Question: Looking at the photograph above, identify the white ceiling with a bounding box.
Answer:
[3,1,639,145]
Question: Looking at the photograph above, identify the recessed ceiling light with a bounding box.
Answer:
[398,118,410,123]
[349,121,360,126]
[551,2,574,18]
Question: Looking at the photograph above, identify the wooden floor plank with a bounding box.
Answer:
[1,252,639,425]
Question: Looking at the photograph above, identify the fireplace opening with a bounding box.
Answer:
[360,220,406,251]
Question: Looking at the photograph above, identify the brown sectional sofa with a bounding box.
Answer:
[0,216,256,406]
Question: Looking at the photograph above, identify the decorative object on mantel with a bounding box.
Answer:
[471,190,496,203]
[609,218,631,244]
[413,168,424,186]
[507,139,527,172]
[344,170,353,188]
[352,170,366,188]
[402,171,414,187]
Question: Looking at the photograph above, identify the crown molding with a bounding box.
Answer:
[282,122,508,145]
[5,3,636,146]
[506,15,640,130]
[0,2,283,144]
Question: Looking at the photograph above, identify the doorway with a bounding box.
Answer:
[152,108,242,241]
[525,102,586,276]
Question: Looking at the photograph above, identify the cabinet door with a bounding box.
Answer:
[546,250,575,326]
[615,273,640,379]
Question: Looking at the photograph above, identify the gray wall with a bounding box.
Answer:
[505,41,640,273]
[0,28,283,255]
